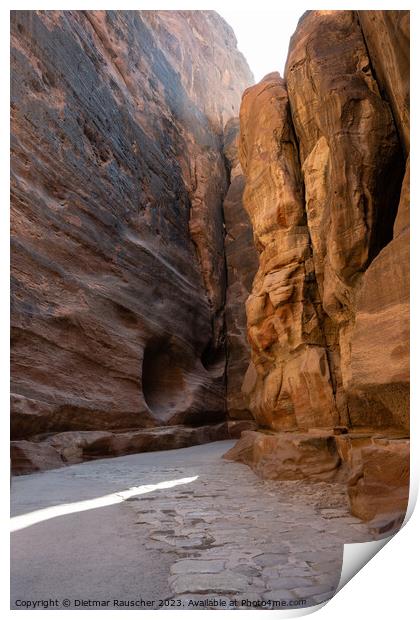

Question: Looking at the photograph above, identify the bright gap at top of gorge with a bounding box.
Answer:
[219,10,304,80]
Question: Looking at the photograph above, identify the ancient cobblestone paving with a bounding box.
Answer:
[117,441,373,609]
[11,440,373,610]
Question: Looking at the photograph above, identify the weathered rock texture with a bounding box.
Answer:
[223,118,259,420]
[233,10,409,522]
[358,10,410,154]
[225,428,409,522]
[239,72,340,432]
[11,10,254,472]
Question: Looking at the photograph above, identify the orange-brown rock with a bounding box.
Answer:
[349,164,409,430]
[238,72,338,432]
[358,11,410,154]
[285,10,404,427]
[237,12,408,432]
[10,10,253,470]
[224,430,343,482]
[231,10,409,522]
[11,8,410,523]
[348,11,410,430]
[11,422,232,475]
[225,428,409,524]
[347,439,409,522]
[226,419,258,439]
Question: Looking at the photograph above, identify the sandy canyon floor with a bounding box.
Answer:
[11,440,373,610]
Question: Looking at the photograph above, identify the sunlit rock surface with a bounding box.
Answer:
[10,10,253,471]
[232,10,409,522]
[285,10,404,428]
[239,72,338,432]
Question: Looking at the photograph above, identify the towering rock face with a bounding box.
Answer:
[239,72,339,432]
[231,10,409,523]
[11,10,253,471]
[285,10,405,429]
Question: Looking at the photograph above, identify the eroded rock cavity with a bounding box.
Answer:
[10,10,256,472]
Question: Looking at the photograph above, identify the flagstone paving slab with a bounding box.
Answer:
[11,440,375,610]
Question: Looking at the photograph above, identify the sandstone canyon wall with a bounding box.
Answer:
[11,9,410,524]
[223,118,259,422]
[11,10,254,472]
[226,10,409,524]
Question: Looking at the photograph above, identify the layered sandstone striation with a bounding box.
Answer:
[231,10,409,523]
[11,10,253,471]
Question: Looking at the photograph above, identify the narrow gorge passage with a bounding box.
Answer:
[11,441,373,610]
[10,9,410,612]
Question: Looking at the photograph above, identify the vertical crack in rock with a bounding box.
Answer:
[223,118,259,425]
[285,10,404,427]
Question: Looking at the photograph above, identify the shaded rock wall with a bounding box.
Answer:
[11,9,253,470]
[223,118,258,420]
[234,10,409,522]
[358,10,409,154]
[350,10,410,430]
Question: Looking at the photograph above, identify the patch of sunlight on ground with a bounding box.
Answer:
[10,476,199,533]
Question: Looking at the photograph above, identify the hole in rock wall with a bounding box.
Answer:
[142,339,186,420]
[201,340,226,377]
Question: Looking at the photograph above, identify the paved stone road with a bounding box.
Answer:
[11,440,373,610]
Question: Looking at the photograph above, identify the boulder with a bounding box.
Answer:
[347,439,409,521]
[11,423,230,474]
[224,430,343,482]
